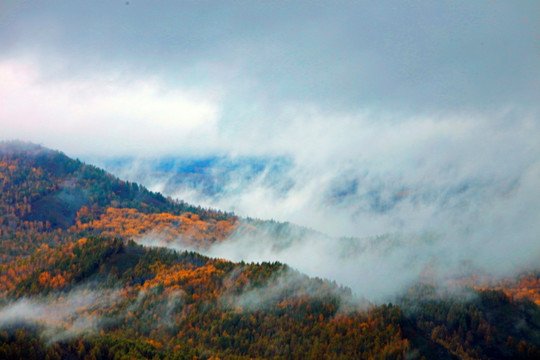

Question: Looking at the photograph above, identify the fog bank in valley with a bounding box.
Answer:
[2,1,538,302]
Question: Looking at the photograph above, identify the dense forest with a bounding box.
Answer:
[1,141,540,359]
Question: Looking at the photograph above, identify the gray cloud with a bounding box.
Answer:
[1,1,538,157]
[1,1,538,115]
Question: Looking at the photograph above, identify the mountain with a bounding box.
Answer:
[0,141,237,262]
[1,141,540,359]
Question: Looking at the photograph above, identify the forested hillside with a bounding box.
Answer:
[1,142,540,359]
[0,141,236,262]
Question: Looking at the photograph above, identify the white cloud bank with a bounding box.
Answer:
[0,58,221,157]
[135,109,540,301]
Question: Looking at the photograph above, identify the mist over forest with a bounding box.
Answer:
[97,148,540,302]
[1,1,539,359]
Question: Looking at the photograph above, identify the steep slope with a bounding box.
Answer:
[0,141,236,261]
[0,141,320,265]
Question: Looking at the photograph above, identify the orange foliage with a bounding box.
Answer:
[39,271,51,285]
[147,339,163,349]
[140,262,224,299]
[70,207,238,249]
[486,273,540,306]
[50,273,67,288]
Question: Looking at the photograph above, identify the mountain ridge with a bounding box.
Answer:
[0,140,239,261]
[1,141,540,359]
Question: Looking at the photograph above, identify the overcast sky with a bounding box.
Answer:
[1,0,538,155]
[1,1,539,245]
